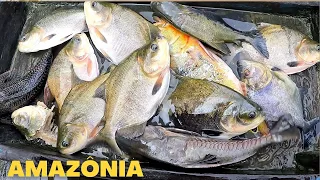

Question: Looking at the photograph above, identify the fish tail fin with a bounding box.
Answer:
[104,131,126,158]
[270,114,301,143]
[302,117,320,133]
[272,127,301,143]
[245,31,269,59]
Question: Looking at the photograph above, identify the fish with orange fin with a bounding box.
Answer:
[226,23,320,74]
[47,33,99,110]
[154,17,245,95]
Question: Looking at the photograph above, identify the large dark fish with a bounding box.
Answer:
[159,78,264,139]
[0,50,52,118]
[117,120,300,168]
[151,2,269,58]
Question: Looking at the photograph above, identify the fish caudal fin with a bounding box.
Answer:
[272,127,301,143]
[270,114,301,143]
[246,32,269,59]
[104,132,127,158]
[302,117,320,133]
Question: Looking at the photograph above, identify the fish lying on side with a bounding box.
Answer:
[18,8,87,53]
[11,101,57,147]
[84,2,159,65]
[47,33,99,110]
[154,17,244,95]
[226,24,320,74]
[151,2,269,58]
[58,73,110,155]
[0,50,52,117]
[117,116,301,168]
[237,59,319,130]
[100,35,171,157]
[168,78,265,139]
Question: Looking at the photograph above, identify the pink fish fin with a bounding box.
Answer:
[43,81,54,106]
[283,61,316,75]
[92,27,108,44]
[87,58,93,76]
[89,120,105,139]
[198,41,224,64]
[240,82,248,97]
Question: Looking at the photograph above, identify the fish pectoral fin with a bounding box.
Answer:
[42,34,56,42]
[257,121,270,136]
[212,43,231,55]
[93,83,106,101]
[234,40,243,47]
[152,68,169,95]
[166,127,201,136]
[194,154,220,164]
[60,34,73,41]
[92,27,108,44]
[87,59,93,76]
[271,67,282,71]
[89,121,105,139]
[287,61,300,67]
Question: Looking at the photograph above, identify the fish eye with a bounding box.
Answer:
[20,35,27,42]
[74,37,81,44]
[61,140,69,148]
[151,43,158,52]
[91,2,98,8]
[248,112,256,119]
[316,45,320,51]
[244,69,250,77]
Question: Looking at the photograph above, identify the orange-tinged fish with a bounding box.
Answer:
[154,17,244,95]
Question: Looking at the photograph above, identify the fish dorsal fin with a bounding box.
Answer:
[259,24,283,36]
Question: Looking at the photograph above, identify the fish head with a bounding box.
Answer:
[151,2,186,26]
[11,105,48,137]
[220,100,264,134]
[296,38,320,63]
[153,17,185,48]
[58,123,88,155]
[84,1,113,28]
[237,60,272,91]
[65,33,91,66]
[139,35,170,77]
[18,26,43,52]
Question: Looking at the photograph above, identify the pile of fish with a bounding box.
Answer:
[1,2,319,169]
